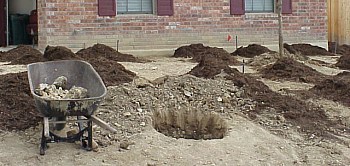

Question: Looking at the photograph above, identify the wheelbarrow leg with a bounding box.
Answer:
[87,120,93,151]
[40,124,48,155]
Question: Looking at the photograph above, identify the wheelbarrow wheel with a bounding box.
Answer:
[53,116,66,130]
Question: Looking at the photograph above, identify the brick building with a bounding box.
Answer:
[35,0,327,53]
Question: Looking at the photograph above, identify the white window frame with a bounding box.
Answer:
[245,0,275,13]
[117,0,154,14]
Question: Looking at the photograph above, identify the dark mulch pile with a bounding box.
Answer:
[231,44,276,58]
[0,72,41,130]
[42,45,136,86]
[310,71,350,107]
[43,45,81,61]
[284,43,334,56]
[260,57,328,83]
[76,43,147,63]
[335,44,350,55]
[0,45,45,65]
[335,54,350,70]
[188,56,235,79]
[189,58,341,139]
[173,43,239,65]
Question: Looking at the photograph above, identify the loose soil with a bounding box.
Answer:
[189,57,342,139]
[173,43,239,65]
[311,71,350,107]
[0,45,44,65]
[284,43,334,56]
[260,57,328,84]
[335,54,350,70]
[0,72,41,130]
[335,44,350,55]
[76,43,147,63]
[231,44,276,58]
[43,45,81,61]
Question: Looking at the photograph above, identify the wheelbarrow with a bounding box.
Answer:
[27,60,116,155]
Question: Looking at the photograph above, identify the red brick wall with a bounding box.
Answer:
[37,0,328,52]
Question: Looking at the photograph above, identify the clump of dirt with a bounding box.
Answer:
[76,43,147,63]
[188,56,235,79]
[43,45,81,61]
[260,57,328,83]
[0,72,41,130]
[153,109,228,140]
[173,43,239,65]
[335,55,350,70]
[310,71,350,107]
[88,59,136,86]
[231,44,276,58]
[284,43,334,56]
[335,44,350,55]
[0,45,44,64]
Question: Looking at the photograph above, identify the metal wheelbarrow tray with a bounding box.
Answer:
[27,60,114,155]
[27,60,107,117]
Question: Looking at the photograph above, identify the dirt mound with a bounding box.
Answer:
[335,55,350,70]
[0,72,41,130]
[335,44,350,55]
[0,45,44,64]
[260,57,327,83]
[188,56,235,79]
[310,71,350,107]
[76,44,146,63]
[284,43,334,56]
[43,45,80,61]
[173,43,238,65]
[42,45,135,86]
[189,59,339,139]
[88,59,136,86]
[231,44,275,58]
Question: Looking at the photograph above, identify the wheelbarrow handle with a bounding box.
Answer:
[90,115,118,134]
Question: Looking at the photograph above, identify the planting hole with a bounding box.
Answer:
[152,109,228,140]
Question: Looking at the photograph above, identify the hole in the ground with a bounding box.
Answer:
[152,109,228,140]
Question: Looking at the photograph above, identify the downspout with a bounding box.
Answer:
[5,0,8,46]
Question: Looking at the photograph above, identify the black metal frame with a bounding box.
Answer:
[39,116,93,155]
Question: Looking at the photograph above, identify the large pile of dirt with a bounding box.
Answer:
[0,72,41,130]
[231,44,275,58]
[335,54,350,70]
[188,56,235,79]
[42,45,136,86]
[173,43,239,65]
[310,71,350,107]
[43,46,80,61]
[284,43,334,56]
[335,44,350,55]
[260,57,327,83]
[76,43,146,63]
[0,45,44,64]
[189,58,338,138]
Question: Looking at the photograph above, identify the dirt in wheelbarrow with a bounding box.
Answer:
[173,43,239,65]
[259,57,329,84]
[0,45,45,65]
[231,44,276,58]
[0,72,41,131]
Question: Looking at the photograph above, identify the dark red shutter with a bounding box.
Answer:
[157,0,174,16]
[282,0,292,14]
[98,0,116,16]
[230,0,245,15]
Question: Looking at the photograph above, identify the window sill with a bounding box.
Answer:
[244,12,278,19]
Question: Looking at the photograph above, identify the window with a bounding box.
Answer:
[245,0,274,13]
[117,0,153,14]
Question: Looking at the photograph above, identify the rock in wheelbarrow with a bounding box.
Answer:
[53,76,68,89]
[64,86,88,99]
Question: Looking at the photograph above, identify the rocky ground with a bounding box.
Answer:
[0,44,349,165]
